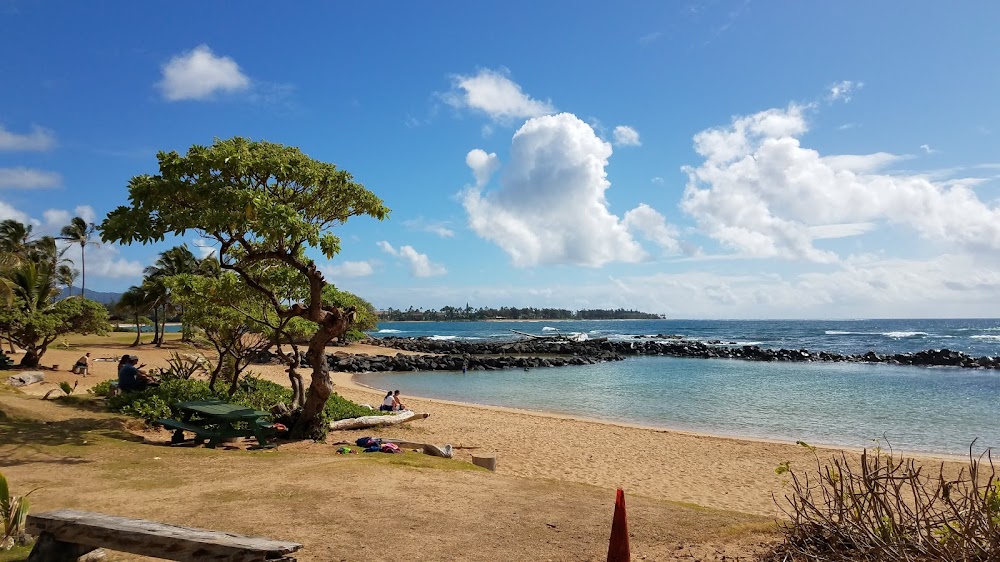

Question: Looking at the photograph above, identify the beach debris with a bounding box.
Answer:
[327,410,430,431]
[607,488,630,562]
[6,371,44,387]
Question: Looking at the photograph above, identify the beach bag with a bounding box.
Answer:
[380,442,401,454]
[356,436,381,448]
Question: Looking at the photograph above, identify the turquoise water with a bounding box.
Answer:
[360,321,1000,455]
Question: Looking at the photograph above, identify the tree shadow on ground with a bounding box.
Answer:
[0,415,143,449]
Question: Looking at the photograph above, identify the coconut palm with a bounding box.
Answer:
[144,245,199,342]
[0,220,32,255]
[55,264,79,296]
[58,217,96,298]
[115,286,150,347]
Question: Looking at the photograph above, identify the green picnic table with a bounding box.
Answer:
[156,400,277,450]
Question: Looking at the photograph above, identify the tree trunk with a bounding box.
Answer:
[157,312,166,348]
[151,308,160,345]
[131,314,141,347]
[289,307,352,439]
[80,243,86,299]
[288,358,305,408]
[20,346,40,368]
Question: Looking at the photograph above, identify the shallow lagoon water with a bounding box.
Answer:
[357,355,1000,456]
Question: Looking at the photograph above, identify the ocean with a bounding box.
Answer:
[359,319,1000,455]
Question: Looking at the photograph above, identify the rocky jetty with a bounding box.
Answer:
[351,336,1000,372]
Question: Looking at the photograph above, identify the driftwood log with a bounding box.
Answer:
[26,509,302,561]
[327,410,429,431]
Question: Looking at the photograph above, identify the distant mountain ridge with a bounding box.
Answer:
[58,287,123,304]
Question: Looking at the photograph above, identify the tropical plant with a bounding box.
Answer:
[0,287,110,367]
[0,472,33,551]
[115,285,150,346]
[101,137,389,438]
[58,217,96,298]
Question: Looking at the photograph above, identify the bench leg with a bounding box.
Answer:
[28,531,98,561]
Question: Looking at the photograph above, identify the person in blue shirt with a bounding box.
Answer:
[118,355,156,392]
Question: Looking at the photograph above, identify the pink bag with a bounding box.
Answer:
[380,442,401,454]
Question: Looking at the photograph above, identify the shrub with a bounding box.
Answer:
[322,393,379,424]
[0,472,33,551]
[88,379,115,397]
[765,442,999,561]
[106,379,217,421]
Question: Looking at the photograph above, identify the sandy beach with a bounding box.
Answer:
[16,341,973,518]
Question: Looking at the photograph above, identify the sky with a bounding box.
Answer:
[2,1,999,318]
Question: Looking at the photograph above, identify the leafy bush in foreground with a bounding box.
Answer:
[765,442,999,561]
[95,376,378,432]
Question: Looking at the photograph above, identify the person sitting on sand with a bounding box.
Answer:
[118,355,157,392]
[72,352,91,376]
[392,389,406,411]
[379,391,395,412]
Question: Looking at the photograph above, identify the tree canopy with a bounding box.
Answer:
[101,137,389,437]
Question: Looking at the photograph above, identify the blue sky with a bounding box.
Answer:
[2,1,999,318]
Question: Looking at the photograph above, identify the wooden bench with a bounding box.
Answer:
[27,509,303,561]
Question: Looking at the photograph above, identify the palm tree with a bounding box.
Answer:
[59,217,96,298]
[144,245,199,342]
[6,260,59,366]
[0,219,32,255]
[115,286,149,347]
[56,264,79,296]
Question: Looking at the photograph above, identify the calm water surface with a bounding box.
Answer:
[362,320,1000,455]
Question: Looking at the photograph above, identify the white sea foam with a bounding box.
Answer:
[429,335,458,340]
[377,329,403,333]
[825,330,861,335]
[542,326,558,332]
[971,335,1000,341]
[883,331,928,338]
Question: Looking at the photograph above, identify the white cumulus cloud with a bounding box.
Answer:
[157,44,251,101]
[322,260,375,278]
[0,124,56,151]
[465,149,500,187]
[444,68,555,122]
[0,167,61,189]
[377,241,446,277]
[623,204,681,254]
[682,103,1000,262]
[612,125,641,147]
[463,113,648,267]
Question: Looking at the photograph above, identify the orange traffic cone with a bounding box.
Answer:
[607,488,630,562]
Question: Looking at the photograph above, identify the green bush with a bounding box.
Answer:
[88,380,115,397]
[99,374,378,429]
[323,393,379,423]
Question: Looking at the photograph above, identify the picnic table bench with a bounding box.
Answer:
[27,509,302,561]
[156,399,277,449]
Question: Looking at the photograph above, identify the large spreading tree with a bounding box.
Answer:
[101,137,389,438]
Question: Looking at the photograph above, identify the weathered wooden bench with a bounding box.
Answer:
[26,509,303,561]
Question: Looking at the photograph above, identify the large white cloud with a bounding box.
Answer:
[0,124,55,151]
[0,167,61,189]
[463,113,654,267]
[157,45,251,101]
[377,241,446,277]
[682,104,1000,262]
[444,68,555,122]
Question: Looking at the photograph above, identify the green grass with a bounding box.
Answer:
[57,331,187,348]
[0,544,32,561]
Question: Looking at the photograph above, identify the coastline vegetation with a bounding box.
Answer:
[377,305,662,321]
[767,441,999,561]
